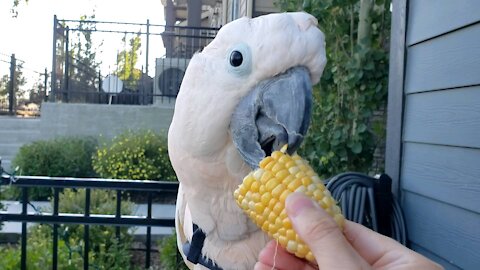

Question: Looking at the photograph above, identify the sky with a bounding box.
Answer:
[0,0,166,85]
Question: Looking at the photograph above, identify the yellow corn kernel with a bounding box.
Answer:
[279,189,290,203]
[278,235,288,246]
[259,156,274,168]
[233,145,345,262]
[250,181,260,192]
[261,192,272,205]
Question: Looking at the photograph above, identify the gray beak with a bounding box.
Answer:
[230,66,313,169]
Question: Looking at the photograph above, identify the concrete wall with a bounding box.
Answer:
[0,103,175,171]
[0,117,40,171]
[40,103,174,139]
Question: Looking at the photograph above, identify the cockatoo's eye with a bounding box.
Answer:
[230,51,243,67]
[227,43,252,76]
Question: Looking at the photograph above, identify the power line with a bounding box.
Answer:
[0,52,26,65]
[0,51,12,58]
[20,65,45,75]
[0,54,46,74]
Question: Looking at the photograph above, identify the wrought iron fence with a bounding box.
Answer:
[0,170,179,270]
[51,16,219,105]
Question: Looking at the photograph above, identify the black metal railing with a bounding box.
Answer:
[50,17,219,105]
[0,174,179,270]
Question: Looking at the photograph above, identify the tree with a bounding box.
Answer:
[0,75,7,109]
[67,13,103,102]
[0,62,27,105]
[276,0,391,177]
[27,74,46,104]
[11,0,28,17]
[0,74,7,99]
[115,33,142,89]
[14,64,27,102]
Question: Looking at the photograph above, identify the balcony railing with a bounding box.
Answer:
[0,172,179,270]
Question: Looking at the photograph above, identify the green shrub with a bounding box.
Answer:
[278,0,390,177]
[6,136,98,200]
[0,224,88,270]
[159,232,189,270]
[93,130,177,181]
[0,232,135,270]
[13,136,98,178]
[0,189,137,270]
[56,188,134,247]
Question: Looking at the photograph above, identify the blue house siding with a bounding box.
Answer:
[403,192,479,270]
[402,143,480,213]
[410,243,462,270]
[403,87,480,148]
[406,0,480,45]
[387,1,480,269]
[405,24,480,93]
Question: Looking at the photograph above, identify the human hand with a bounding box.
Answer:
[254,192,444,270]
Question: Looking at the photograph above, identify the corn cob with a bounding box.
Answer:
[233,145,344,262]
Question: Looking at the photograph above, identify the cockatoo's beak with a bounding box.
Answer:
[230,66,313,169]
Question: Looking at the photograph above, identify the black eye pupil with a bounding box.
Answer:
[230,51,243,67]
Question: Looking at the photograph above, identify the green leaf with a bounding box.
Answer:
[357,123,367,132]
[333,130,342,139]
[364,61,374,70]
[351,142,363,154]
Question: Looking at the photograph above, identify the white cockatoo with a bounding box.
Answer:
[168,12,327,270]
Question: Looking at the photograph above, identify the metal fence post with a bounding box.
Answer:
[98,71,102,103]
[84,188,91,270]
[21,187,28,270]
[8,54,16,114]
[44,68,48,102]
[51,15,57,102]
[64,27,70,103]
[146,19,150,78]
[52,188,60,270]
[146,192,153,269]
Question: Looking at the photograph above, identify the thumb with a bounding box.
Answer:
[286,192,371,269]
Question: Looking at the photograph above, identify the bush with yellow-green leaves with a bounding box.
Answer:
[92,130,177,181]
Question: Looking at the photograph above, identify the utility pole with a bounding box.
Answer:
[8,54,16,114]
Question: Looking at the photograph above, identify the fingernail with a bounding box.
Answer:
[286,192,315,218]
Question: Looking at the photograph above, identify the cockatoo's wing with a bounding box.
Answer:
[175,183,195,269]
